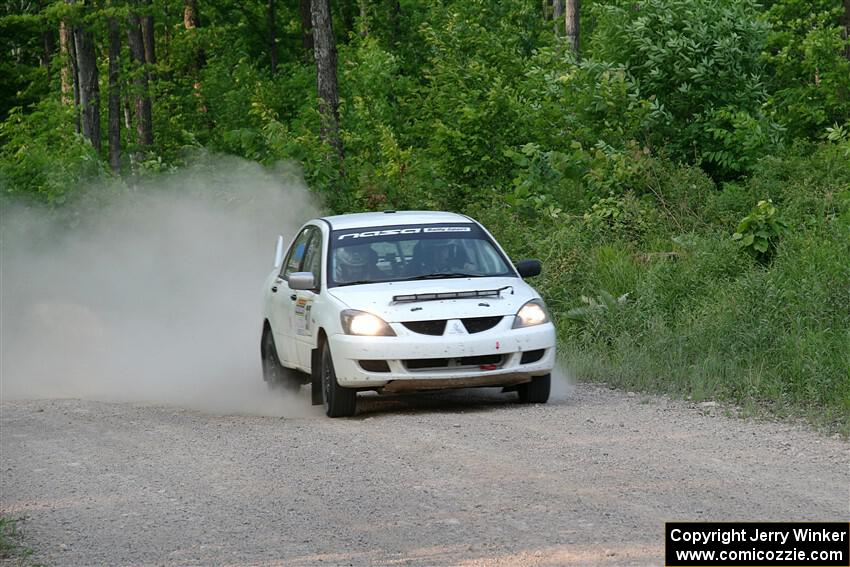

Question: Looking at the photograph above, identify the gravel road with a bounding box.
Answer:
[1,383,847,566]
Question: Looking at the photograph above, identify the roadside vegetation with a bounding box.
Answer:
[0,517,40,566]
[1,0,848,431]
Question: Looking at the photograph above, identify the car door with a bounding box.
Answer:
[294,228,324,370]
[269,226,314,367]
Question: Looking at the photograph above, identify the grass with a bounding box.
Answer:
[551,225,850,435]
[473,144,850,435]
[0,517,42,567]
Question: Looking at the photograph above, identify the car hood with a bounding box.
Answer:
[326,277,537,322]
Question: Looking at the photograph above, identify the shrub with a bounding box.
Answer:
[583,194,656,239]
[762,0,850,140]
[732,199,789,259]
[0,100,107,205]
[589,0,778,178]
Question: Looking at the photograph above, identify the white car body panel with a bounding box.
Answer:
[261,212,556,393]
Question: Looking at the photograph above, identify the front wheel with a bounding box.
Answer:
[261,327,300,392]
[517,373,551,404]
[320,342,357,417]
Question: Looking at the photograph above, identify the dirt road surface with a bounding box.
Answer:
[2,383,848,566]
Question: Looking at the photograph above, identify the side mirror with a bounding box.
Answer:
[516,259,541,278]
[288,272,316,291]
[274,235,284,269]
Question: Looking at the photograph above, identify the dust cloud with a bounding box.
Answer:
[0,156,321,416]
[550,365,574,402]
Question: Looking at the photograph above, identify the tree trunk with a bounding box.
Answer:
[73,23,101,151]
[565,0,580,57]
[552,0,562,38]
[163,0,171,60]
[183,0,205,69]
[123,93,133,129]
[59,20,74,106]
[127,10,154,149]
[268,0,278,74]
[183,0,200,28]
[311,0,344,164]
[300,0,313,51]
[63,1,81,132]
[59,22,71,101]
[108,16,122,173]
[71,34,81,133]
[842,0,850,61]
[142,3,156,68]
[41,30,55,82]
[183,0,207,115]
[359,0,369,38]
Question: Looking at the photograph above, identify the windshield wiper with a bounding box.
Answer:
[400,273,483,281]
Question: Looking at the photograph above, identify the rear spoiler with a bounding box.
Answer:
[392,286,513,303]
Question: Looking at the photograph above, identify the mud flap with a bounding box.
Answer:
[310,348,323,405]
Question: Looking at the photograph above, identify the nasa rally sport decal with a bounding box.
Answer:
[336,225,473,240]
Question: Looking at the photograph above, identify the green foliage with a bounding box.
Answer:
[0,101,108,205]
[517,52,654,150]
[503,143,572,219]
[566,289,629,323]
[0,516,39,565]
[0,516,17,558]
[473,140,850,430]
[583,194,655,239]
[703,107,785,176]
[762,0,850,140]
[732,199,789,258]
[709,138,850,227]
[0,11,49,122]
[589,0,779,178]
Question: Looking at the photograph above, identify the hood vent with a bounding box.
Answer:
[392,286,513,303]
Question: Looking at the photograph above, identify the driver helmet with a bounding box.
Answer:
[419,239,458,271]
[336,245,372,281]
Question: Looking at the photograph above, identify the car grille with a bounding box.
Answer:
[461,316,503,333]
[401,316,504,335]
[401,320,447,335]
[404,354,504,371]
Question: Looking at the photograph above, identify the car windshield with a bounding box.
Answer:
[328,223,515,287]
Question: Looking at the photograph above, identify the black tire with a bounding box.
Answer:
[261,326,301,393]
[320,342,357,417]
[517,373,551,404]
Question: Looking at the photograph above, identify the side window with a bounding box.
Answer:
[282,227,313,278]
[302,231,323,288]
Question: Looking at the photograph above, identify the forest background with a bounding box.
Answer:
[1,0,848,432]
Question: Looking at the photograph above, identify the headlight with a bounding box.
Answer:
[512,299,549,329]
[340,310,396,336]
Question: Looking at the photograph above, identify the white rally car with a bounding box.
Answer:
[260,211,556,417]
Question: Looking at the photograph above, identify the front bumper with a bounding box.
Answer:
[327,320,556,389]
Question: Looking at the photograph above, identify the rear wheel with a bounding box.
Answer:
[320,342,357,417]
[261,326,300,392]
[517,373,551,404]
